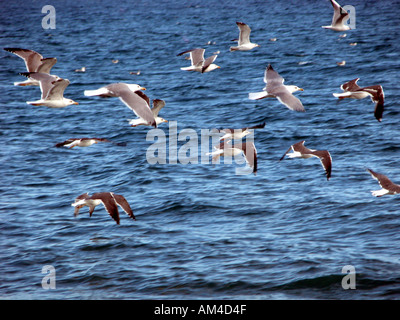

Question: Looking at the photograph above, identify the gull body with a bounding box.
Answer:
[249,64,304,112]
[84,83,158,128]
[20,72,78,108]
[177,48,220,73]
[280,140,332,180]
[322,0,351,31]
[128,99,168,127]
[4,47,57,86]
[367,169,400,197]
[72,192,135,225]
[230,22,259,51]
[207,140,257,175]
[333,78,385,121]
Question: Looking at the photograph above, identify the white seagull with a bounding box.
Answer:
[280,140,332,180]
[367,169,400,197]
[84,83,158,128]
[322,0,351,31]
[207,140,258,175]
[230,22,259,51]
[249,64,305,112]
[55,137,126,149]
[177,48,220,73]
[218,122,265,141]
[333,78,385,122]
[4,47,57,86]
[72,192,136,225]
[128,98,168,127]
[20,72,78,108]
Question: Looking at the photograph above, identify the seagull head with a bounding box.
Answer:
[127,84,146,92]
[66,99,79,106]
[286,85,304,93]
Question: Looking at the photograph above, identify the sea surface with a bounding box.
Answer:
[1,0,400,300]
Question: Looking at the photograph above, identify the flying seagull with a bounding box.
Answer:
[84,83,158,128]
[249,64,305,112]
[230,22,259,51]
[322,0,351,31]
[367,169,400,197]
[71,192,136,225]
[55,137,126,149]
[207,140,258,175]
[20,72,78,108]
[333,78,385,122]
[128,99,168,127]
[218,122,266,141]
[280,140,332,180]
[4,47,57,86]
[177,48,220,73]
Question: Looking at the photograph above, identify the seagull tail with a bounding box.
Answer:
[332,92,351,99]
[248,91,269,100]
[84,88,109,97]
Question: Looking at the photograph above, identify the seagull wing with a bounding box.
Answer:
[239,141,257,174]
[367,169,400,192]
[236,22,251,45]
[112,193,136,220]
[177,48,205,66]
[202,54,217,73]
[341,78,361,92]
[36,57,57,74]
[19,72,58,99]
[312,150,332,180]
[362,85,385,122]
[92,192,121,224]
[117,89,156,128]
[265,64,285,87]
[151,99,166,116]
[47,78,70,100]
[4,48,43,72]
[330,0,349,26]
[273,87,305,112]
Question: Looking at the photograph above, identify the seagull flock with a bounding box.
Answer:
[4,0,396,224]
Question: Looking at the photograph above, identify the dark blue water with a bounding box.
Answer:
[1,0,400,300]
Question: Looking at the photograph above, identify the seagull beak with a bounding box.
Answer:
[140,87,146,91]
[73,101,79,105]
[299,88,304,91]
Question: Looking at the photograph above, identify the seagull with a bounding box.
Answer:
[218,122,266,141]
[333,78,385,122]
[74,67,86,73]
[55,137,126,149]
[336,60,346,66]
[322,0,351,31]
[20,72,78,108]
[280,140,332,180]
[249,64,305,112]
[4,47,57,86]
[207,140,257,175]
[230,22,259,51]
[71,192,136,225]
[128,99,168,127]
[84,83,158,128]
[177,48,220,73]
[367,169,400,197]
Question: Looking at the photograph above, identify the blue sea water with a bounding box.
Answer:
[0,0,400,300]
